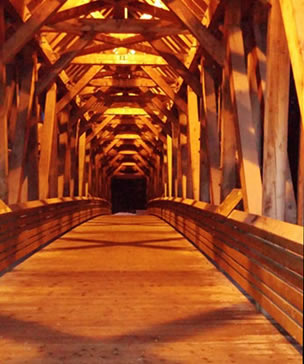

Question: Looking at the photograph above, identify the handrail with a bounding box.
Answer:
[148,197,303,346]
[0,197,111,274]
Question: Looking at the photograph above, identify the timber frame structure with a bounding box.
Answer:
[0,0,303,349]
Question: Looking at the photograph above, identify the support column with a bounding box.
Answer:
[179,111,188,198]
[225,0,263,215]
[78,132,86,197]
[0,4,8,203]
[187,85,200,200]
[262,0,290,220]
[39,82,57,199]
[220,45,237,201]
[166,134,173,197]
[9,51,35,203]
[201,66,221,205]
[171,120,180,197]
[298,120,304,226]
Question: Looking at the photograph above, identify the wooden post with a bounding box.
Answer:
[225,0,263,215]
[8,50,35,203]
[85,142,91,196]
[0,4,8,202]
[220,43,237,201]
[298,120,304,226]
[39,82,57,199]
[78,132,86,197]
[201,66,221,205]
[167,134,173,197]
[179,111,188,198]
[262,0,290,220]
[244,21,264,166]
[58,110,71,197]
[187,85,200,200]
[26,114,39,201]
[171,119,179,197]
[69,123,77,197]
[279,0,304,131]
[163,141,168,197]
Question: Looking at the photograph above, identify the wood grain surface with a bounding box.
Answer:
[0,215,301,363]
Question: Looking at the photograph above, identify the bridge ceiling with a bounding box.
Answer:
[2,0,304,225]
[2,0,227,178]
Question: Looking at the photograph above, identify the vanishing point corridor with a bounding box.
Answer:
[0,215,301,363]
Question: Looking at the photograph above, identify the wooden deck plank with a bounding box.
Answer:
[0,215,301,363]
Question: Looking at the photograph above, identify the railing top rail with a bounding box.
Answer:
[148,197,304,249]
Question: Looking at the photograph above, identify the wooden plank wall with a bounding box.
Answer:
[148,197,303,346]
[0,198,111,274]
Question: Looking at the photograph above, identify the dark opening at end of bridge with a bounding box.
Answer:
[111,177,147,214]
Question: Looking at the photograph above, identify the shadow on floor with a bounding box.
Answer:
[47,237,189,252]
[0,303,256,364]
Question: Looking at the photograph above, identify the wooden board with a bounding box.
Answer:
[148,198,304,345]
[0,215,301,363]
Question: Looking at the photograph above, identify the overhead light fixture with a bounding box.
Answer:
[140,13,152,20]
[119,150,137,155]
[115,134,140,139]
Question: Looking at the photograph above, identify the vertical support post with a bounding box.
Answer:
[225,0,263,215]
[187,85,200,200]
[279,0,304,131]
[70,123,77,196]
[171,120,180,197]
[0,4,8,202]
[179,111,188,198]
[27,55,39,201]
[78,132,86,197]
[298,120,304,226]
[262,0,290,220]
[58,110,71,197]
[220,42,237,200]
[9,49,35,203]
[163,142,168,197]
[201,67,221,205]
[167,134,172,197]
[39,82,57,199]
[85,142,91,196]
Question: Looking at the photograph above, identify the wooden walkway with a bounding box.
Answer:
[0,215,301,364]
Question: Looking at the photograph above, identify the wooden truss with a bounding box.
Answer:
[0,0,303,225]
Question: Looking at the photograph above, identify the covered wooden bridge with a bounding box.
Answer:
[0,0,303,362]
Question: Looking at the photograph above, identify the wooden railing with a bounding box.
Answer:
[148,197,303,346]
[0,197,111,274]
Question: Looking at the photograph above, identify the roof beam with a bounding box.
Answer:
[43,18,185,35]
[36,32,95,94]
[1,0,67,63]
[47,0,108,25]
[161,0,224,66]
[56,65,102,113]
[86,115,115,144]
[90,77,156,88]
[71,53,167,66]
[142,66,188,114]
[150,39,202,96]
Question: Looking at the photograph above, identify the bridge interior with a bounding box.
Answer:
[0,0,303,362]
[0,214,301,363]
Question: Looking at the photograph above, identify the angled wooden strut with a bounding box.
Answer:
[56,65,102,113]
[36,32,95,95]
[0,0,67,64]
[161,0,224,67]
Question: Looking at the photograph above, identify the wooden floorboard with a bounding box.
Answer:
[0,215,301,363]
